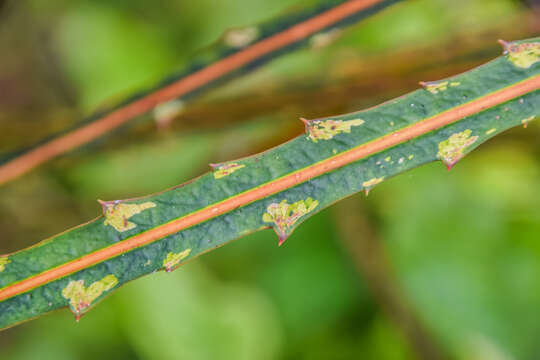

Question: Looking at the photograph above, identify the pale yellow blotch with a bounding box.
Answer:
[521,116,535,128]
[0,257,10,272]
[437,129,478,167]
[262,198,319,240]
[505,42,540,69]
[213,163,245,179]
[163,249,192,272]
[423,80,460,94]
[62,275,118,315]
[102,201,156,232]
[310,28,342,49]
[363,177,384,188]
[424,81,448,94]
[408,155,414,160]
[307,118,364,142]
[224,26,259,48]
[384,156,391,162]
[486,128,497,135]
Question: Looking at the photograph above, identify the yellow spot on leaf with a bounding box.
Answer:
[437,129,478,167]
[506,42,540,69]
[262,198,319,239]
[213,163,245,179]
[423,80,460,94]
[521,116,535,128]
[486,128,497,135]
[384,156,391,162]
[0,257,9,272]
[408,155,414,160]
[62,275,118,315]
[101,201,156,232]
[224,27,259,48]
[163,249,192,272]
[307,118,364,142]
[363,177,384,188]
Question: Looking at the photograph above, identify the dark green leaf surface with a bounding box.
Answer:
[0,38,538,330]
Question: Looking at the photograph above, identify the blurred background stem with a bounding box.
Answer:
[334,196,449,360]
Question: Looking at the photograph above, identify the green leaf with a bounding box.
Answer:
[0,0,403,185]
[0,37,539,330]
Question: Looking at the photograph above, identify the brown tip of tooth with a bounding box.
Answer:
[498,39,509,53]
[277,235,288,246]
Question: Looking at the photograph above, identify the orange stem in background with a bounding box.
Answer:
[0,0,386,185]
[1,74,538,302]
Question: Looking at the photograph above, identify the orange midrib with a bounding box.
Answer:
[1,74,538,302]
[0,0,385,185]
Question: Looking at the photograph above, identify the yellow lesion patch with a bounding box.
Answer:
[504,41,540,69]
[362,177,384,188]
[486,128,497,135]
[212,163,245,179]
[306,118,364,142]
[100,200,156,232]
[262,197,319,244]
[437,129,478,168]
[163,249,192,272]
[521,116,535,128]
[0,257,10,272]
[62,275,118,316]
[421,81,461,94]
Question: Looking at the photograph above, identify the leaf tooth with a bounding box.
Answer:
[97,199,120,214]
[300,117,311,134]
[498,39,510,54]
[442,159,455,171]
[278,237,288,247]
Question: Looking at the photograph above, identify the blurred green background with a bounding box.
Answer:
[1,0,540,359]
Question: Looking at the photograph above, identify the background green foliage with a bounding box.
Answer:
[0,0,539,359]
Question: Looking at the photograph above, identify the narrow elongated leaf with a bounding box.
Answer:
[0,0,402,185]
[1,38,539,330]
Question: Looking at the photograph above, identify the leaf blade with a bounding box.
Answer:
[1,37,539,330]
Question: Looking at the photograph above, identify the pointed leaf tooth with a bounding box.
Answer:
[498,39,510,54]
